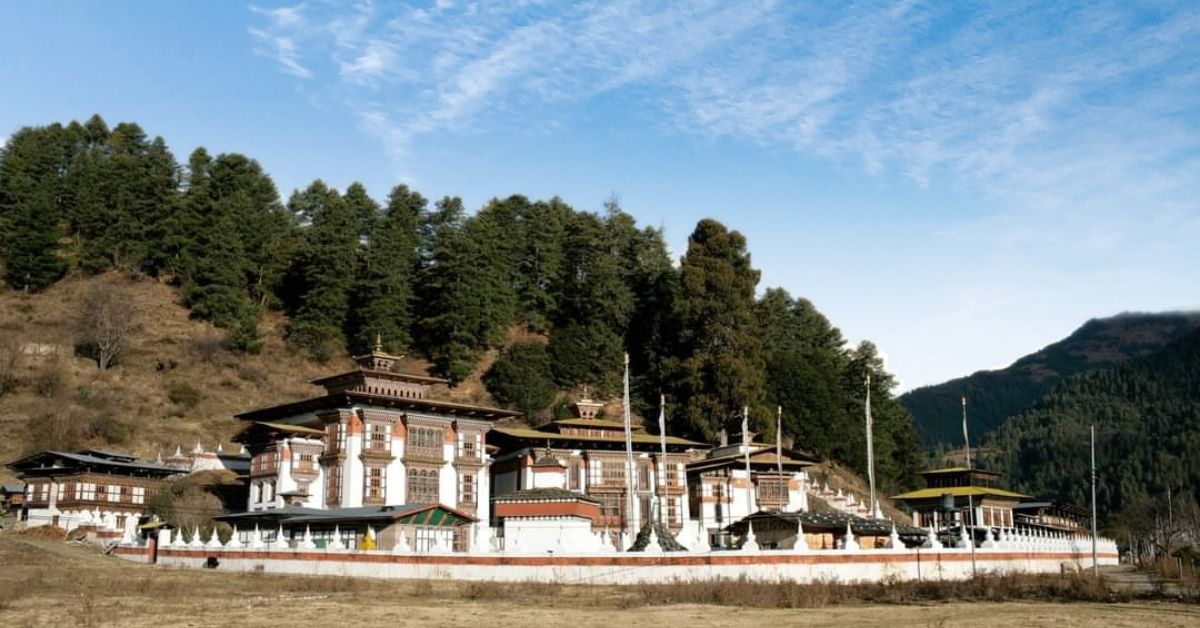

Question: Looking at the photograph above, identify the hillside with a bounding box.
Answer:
[980,327,1200,525]
[0,273,507,483]
[899,312,1200,446]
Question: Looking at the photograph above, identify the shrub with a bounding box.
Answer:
[32,360,66,398]
[236,364,266,384]
[484,341,556,419]
[166,381,203,409]
[89,414,133,445]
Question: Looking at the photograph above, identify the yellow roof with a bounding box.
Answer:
[891,486,1031,501]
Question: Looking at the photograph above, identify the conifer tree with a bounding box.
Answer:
[516,198,571,330]
[0,124,75,291]
[347,184,422,354]
[548,209,633,392]
[288,181,356,359]
[3,185,66,291]
[415,197,487,381]
[667,219,766,441]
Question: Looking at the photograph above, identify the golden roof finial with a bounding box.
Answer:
[373,333,383,353]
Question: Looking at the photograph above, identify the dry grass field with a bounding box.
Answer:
[0,534,1195,628]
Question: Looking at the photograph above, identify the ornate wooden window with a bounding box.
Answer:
[366,422,390,453]
[459,473,476,505]
[665,461,681,487]
[297,452,316,472]
[600,460,625,486]
[107,485,120,503]
[325,422,344,454]
[407,426,444,461]
[325,465,342,506]
[407,467,439,504]
[568,460,584,491]
[598,493,623,518]
[637,461,651,491]
[458,432,481,461]
[666,497,680,525]
[364,466,386,504]
[756,477,787,507]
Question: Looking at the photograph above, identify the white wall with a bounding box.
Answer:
[121,544,1120,585]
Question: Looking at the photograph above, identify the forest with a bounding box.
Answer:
[0,115,924,492]
[982,327,1200,529]
[901,312,1200,446]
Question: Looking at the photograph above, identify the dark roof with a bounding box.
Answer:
[1014,501,1088,516]
[233,421,326,444]
[918,467,1001,477]
[311,368,449,388]
[77,448,138,461]
[725,510,926,539]
[215,506,328,523]
[687,447,817,473]
[493,488,600,504]
[6,450,181,478]
[216,504,478,527]
[235,391,520,423]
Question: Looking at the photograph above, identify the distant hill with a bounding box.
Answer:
[899,312,1200,446]
[981,327,1200,524]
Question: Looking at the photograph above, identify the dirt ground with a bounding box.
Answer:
[0,535,1195,628]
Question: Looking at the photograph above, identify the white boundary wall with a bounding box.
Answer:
[115,543,1118,585]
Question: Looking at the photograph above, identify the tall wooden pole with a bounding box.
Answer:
[658,394,667,525]
[865,374,877,519]
[963,396,977,577]
[743,406,753,517]
[1091,424,1099,578]
[622,353,636,545]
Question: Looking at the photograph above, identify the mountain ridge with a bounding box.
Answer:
[899,311,1200,446]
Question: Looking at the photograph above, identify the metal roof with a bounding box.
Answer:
[493,488,601,504]
[6,450,181,477]
[235,391,521,422]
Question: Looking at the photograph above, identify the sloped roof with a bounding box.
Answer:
[216,504,477,527]
[726,510,926,538]
[235,391,520,422]
[890,486,1030,500]
[493,488,600,503]
[491,426,705,449]
[918,467,1001,477]
[7,451,180,477]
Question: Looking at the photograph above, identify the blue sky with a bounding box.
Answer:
[3,1,1198,391]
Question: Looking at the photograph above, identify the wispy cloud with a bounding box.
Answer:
[249,3,311,78]
[247,1,1200,246]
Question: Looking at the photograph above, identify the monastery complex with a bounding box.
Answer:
[6,345,1118,583]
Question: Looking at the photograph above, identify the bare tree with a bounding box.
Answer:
[75,283,135,371]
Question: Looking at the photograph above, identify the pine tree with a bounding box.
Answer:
[515,198,571,330]
[415,197,486,381]
[667,219,766,441]
[288,180,357,359]
[0,124,75,291]
[3,185,66,291]
[546,207,639,393]
[347,183,422,354]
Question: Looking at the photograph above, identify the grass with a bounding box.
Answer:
[1,534,1198,628]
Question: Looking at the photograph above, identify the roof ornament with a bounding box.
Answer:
[374,333,383,353]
